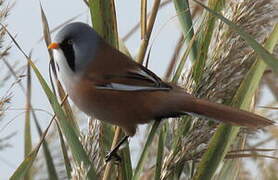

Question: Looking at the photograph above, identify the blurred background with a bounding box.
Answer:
[0,0,277,179]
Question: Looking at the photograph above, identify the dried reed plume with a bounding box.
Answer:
[0,0,11,59]
[0,0,14,152]
[79,118,104,173]
[71,162,89,180]
[72,117,111,178]
[0,0,12,83]
[161,0,278,179]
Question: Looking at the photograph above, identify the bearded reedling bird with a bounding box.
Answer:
[48,22,275,160]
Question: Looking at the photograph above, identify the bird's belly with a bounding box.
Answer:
[67,81,154,126]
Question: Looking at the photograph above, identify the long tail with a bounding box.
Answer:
[186,97,275,128]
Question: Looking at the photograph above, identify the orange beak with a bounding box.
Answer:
[48,42,59,49]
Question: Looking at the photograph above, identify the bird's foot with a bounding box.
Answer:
[105,135,129,162]
[105,150,121,162]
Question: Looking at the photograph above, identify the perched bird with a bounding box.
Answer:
[48,22,274,160]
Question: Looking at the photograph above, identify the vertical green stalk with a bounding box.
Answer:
[132,121,160,180]
[88,1,133,178]
[192,0,225,83]
[154,126,167,180]
[24,63,32,180]
[89,0,118,48]
[173,0,198,62]
[120,146,133,180]
[172,33,197,83]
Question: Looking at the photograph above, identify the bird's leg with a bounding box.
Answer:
[105,135,129,162]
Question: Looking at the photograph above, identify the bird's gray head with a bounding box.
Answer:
[51,22,100,73]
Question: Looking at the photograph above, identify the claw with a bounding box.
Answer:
[105,151,121,162]
[105,135,129,163]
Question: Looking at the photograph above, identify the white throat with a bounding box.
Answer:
[53,49,78,90]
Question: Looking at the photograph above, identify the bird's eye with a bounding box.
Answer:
[67,39,73,45]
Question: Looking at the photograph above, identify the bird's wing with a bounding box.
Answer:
[92,63,172,92]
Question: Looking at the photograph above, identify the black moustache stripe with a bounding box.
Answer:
[60,40,75,71]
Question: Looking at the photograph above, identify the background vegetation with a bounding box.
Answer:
[0,0,278,179]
